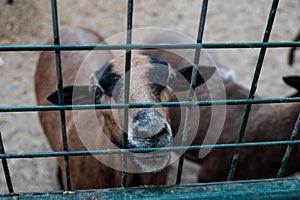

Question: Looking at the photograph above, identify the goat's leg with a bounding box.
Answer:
[57,166,65,190]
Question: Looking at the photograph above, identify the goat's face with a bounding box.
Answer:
[47,52,215,171]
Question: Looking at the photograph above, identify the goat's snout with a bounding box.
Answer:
[128,108,173,172]
[128,109,173,149]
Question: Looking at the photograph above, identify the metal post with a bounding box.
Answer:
[227,0,280,181]
[121,0,134,188]
[50,0,72,190]
[176,0,209,184]
[0,132,14,193]
[277,112,300,177]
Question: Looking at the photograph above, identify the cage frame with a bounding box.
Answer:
[1,0,300,199]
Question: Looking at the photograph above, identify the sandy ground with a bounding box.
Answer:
[0,0,299,194]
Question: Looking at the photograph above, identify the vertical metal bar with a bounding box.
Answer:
[227,0,279,181]
[196,0,209,44]
[50,0,72,190]
[121,0,134,187]
[277,112,300,177]
[176,0,209,184]
[0,132,14,193]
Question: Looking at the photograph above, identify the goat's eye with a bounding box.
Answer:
[89,84,103,99]
[95,86,103,99]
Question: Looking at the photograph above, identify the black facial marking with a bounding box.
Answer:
[94,62,121,96]
[147,57,170,96]
[149,57,169,66]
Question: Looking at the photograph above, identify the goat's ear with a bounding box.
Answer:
[283,76,300,97]
[47,85,93,105]
[283,76,300,90]
[168,65,216,92]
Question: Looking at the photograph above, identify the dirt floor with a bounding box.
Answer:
[0,0,299,193]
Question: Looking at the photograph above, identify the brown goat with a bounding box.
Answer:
[35,27,215,189]
[141,33,300,182]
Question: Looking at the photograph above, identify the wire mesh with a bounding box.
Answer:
[0,0,300,198]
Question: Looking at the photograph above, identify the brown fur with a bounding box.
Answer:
[35,27,168,189]
[101,53,172,125]
[141,34,300,182]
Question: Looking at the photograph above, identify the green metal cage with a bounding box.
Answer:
[1,0,300,199]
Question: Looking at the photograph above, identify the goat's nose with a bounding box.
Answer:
[132,109,151,129]
[147,125,171,148]
[130,109,173,148]
[132,109,166,138]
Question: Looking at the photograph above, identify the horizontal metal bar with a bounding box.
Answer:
[0,42,299,51]
[0,140,300,159]
[0,97,299,112]
[2,178,300,199]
